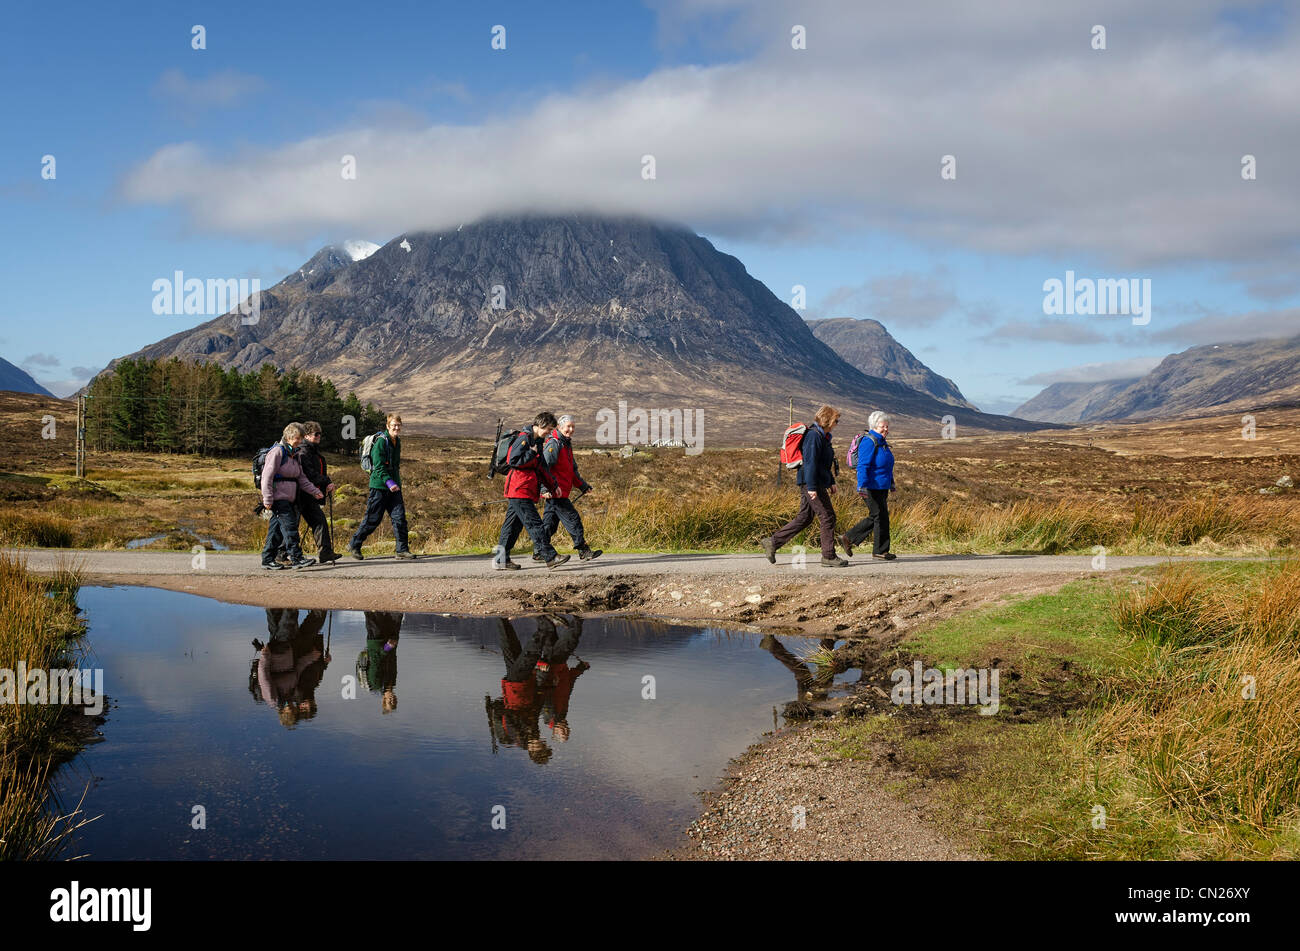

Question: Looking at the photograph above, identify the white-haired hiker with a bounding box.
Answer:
[840,410,897,560]
[540,414,602,561]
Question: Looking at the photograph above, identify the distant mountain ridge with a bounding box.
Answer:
[1014,334,1300,423]
[805,317,976,409]
[106,215,1040,436]
[0,357,54,397]
[1012,379,1140,424]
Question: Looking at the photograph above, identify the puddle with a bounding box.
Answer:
[52,586,834,860]
[125,531,228,551]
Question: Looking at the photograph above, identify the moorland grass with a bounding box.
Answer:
[820,560,1300,859]
[0,552,96,860]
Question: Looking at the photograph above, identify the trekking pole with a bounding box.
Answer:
[485,695,498,754]
[488,417,505,478]
[328,492,334,555]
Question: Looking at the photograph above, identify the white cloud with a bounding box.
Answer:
[1149,307,1300,346]
[152,69,266,109]
[981,320,1109,345]
[812,270,957,326]
[1019,356,1164,385]
[121,0,1300,281]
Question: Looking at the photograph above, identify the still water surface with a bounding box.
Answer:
[54,586,832,859]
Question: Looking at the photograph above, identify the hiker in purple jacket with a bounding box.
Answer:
[261,422,325,570]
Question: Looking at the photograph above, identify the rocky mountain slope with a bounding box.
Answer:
[805,317,975,409]
[1015,335,1300,423]
[1012,379,1139,424]
[0,357,54,397]
[110,215,1038,437]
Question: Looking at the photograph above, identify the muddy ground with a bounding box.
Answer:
[90,566,1082,637]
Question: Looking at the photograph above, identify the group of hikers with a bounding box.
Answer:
[487,614,587,764]
[256,411,603,570]
[254,403,896,570]
[766,405,897,567]
[248,607,586,761]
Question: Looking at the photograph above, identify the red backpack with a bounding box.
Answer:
[780,423,808,469]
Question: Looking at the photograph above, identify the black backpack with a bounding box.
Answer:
[491,429,528,477]
[253,444,292,491]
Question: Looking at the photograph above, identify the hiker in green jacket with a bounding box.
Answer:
[349,413,414,559]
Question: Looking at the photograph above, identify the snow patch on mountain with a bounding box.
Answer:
[340,240,380,262]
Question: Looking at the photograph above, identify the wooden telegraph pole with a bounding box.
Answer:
[778,396,794,487]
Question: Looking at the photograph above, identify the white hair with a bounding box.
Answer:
[557,414,574,426]
[868,411,890,432]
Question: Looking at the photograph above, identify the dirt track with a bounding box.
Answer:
[10,548,1202,636]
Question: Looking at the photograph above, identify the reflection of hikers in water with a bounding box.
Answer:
[486,615,587,764]
[250,609,330,728]
[760,634,837,702]
[536,615,588,745]
[356,611,402,714]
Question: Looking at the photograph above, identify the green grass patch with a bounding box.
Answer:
[818,561,1300,859]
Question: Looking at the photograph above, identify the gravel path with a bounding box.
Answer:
[10,547,1220,580]
[671,724,980,860]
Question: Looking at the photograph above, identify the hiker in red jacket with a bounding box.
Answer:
[494,412,569,570]
[540,415,602,562]
[536,614,589,743]
[490,617,553,764]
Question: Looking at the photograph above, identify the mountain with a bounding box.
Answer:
[1012,379,1140,424]
[108,215,1040,436]
[1087,336,1300,421]
[805,317,975,409]
[0,357,54,397]
[284,240,380,291]
[1014,335,1300,423]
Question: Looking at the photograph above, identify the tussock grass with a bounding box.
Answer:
[0,758,94,861]
[0,552,96,860]
[826,561,1300,858]
[1091,560,1300,845]
[5,432,1298,555]
[417,491,1299,556]
[0,512,76,548]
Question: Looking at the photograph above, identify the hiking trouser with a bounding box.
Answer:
[262,500,304,564]
[500,619,549,682]
[351,487,409,553]
[845,488,891,555]
[297,492,336,557]
[770,488,838,559]
[542,497,587,549]
[498,498,558,563]
[543,618,582,666]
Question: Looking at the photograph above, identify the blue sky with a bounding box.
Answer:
[2,0,1297,411]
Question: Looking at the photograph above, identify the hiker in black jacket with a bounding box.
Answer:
[495,412,568,570]
[762,405,848,567]
[293,421,340,563]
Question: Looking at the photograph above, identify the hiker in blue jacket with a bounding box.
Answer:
[840,411,897,560]
[762,405,848,567]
